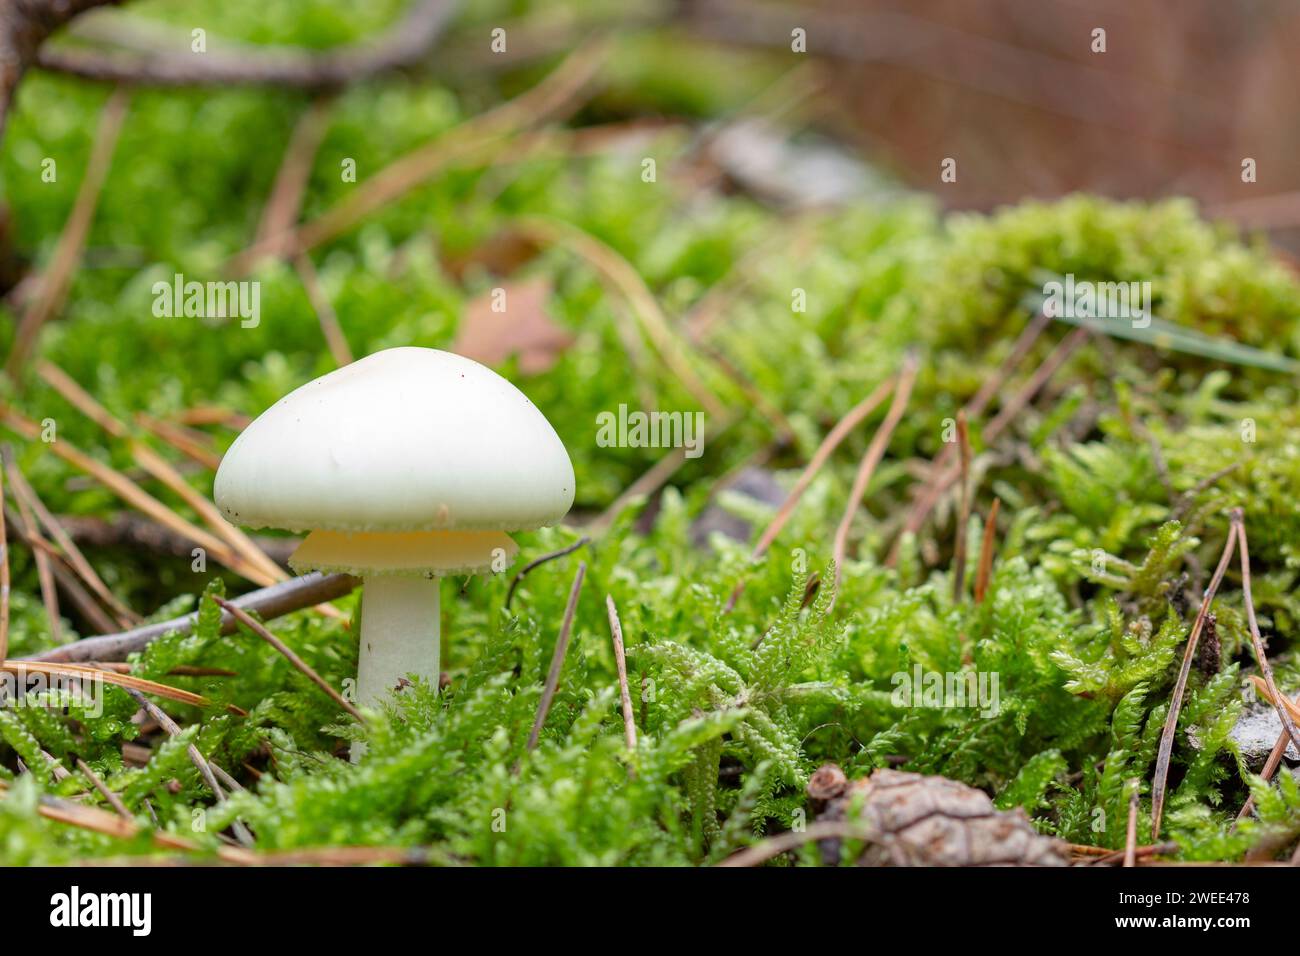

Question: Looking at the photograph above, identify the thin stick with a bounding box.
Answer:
[951,411,972,602]
[0,778,254,863]
[504,537,589,610]
[213,595,361,720]
[716,820,871,867]
[887,312,1059,563]
[589,414,738,534]
[5,89,130,377]
[26,571,358,664]
[125,688,254,847]
[209,762,246,795]
[754,377,895,562]
[76,758,130,819]
[830,354,919,599]
[1092,842,1178,866]
[522,562,586,757]
[40,0,457,88]
[230,39,609,271]
[3,437,138,625]
[0,465,8,662]
[2,660,214,708]
[295,254,354,366]
[0,407,270,584]
[1150,521,1238,841]
[254,97,334,259]
[1232,510,1300,752]
[1123,779,1140,867]
[133,414,223,471]
[516,216,726,419]
[723,376,894,613]
[3,504,117,634]
[605,595,637,753]
[2,450,61,642]
[973,497,1001,604]
[36,362,275,583]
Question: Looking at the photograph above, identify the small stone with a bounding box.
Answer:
[1229,699,1300,767]
[689,467,787,549]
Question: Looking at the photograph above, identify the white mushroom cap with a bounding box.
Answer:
[214,347,575,534]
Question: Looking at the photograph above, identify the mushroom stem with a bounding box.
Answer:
[356,574,440,708]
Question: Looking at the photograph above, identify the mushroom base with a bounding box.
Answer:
[356,574,441,710]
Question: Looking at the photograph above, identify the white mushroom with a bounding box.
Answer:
[214,347,575,719]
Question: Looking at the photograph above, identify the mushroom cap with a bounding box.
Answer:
[214,347,575,533]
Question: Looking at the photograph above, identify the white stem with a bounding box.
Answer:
[356,574,441,707]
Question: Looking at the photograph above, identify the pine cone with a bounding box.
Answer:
[810,765,1069,866]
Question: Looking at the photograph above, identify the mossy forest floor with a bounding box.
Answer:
[2,1,1300,866]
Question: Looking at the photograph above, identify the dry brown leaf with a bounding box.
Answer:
[453,276,573,375]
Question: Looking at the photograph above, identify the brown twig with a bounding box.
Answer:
[504,536,589,610]
[951,411,972,602]
[1232,510,1300,751]
[125,688,254,846]
[521,562,586,759]
[715,820,871,867]
[2,433,138,626]
[1150,520,1238,841]
[173,406,250,430]
[5,87,129,377]
[0,407,271,583]
[514,216,727,419]
[887,311,1054,564]
[55,512,293,566]
[25,571,358,664]
[756,378,895,563]
[1172,461,1242,523]
[132,413,222,471]
[76,757,130,819]
[229,38,609,271]
[212,595,361,721]
[722,376,894,613]
[254,96,334,259]
[829,353,919,602]
[2,503,114,633]
[972,497,1000,604]
[1091,841,1178,866]
[589,413,739,534]
[2,448,61,642]
[2,659,213,708]
[295,254,354,367]
[0,778,255,864]
[605,594,637,754]
[37,0,459,89]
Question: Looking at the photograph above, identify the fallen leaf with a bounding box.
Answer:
[454,276,574,375]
